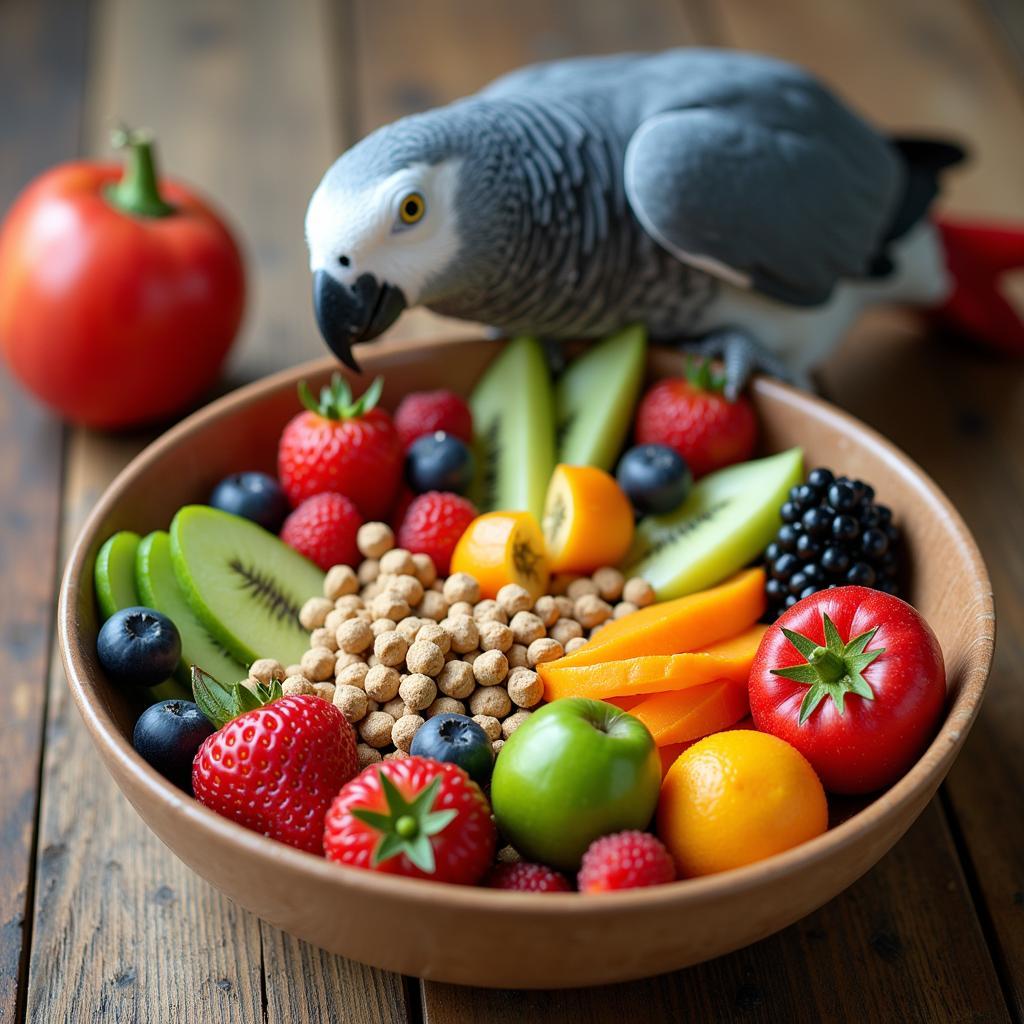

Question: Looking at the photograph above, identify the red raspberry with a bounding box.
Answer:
[394,390,473,449]
[281,492,363,569]
[397,491,476,575]
[577,831,676,893]
[486,862,572,892]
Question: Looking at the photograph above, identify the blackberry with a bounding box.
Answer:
[763,469,903,617]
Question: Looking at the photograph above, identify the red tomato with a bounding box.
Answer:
[0,134,244,428]
[748,586,945,794]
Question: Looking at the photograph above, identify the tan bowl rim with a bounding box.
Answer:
[58,342,995,916]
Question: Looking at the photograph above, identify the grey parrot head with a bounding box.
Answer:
[305,102,509,369]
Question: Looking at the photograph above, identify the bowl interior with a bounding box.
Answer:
[57,337,994,984]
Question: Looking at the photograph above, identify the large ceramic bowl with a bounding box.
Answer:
[59,337,994,989]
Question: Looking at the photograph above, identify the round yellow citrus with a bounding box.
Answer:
[658,730,828,877]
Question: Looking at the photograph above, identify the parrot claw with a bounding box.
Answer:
[681,329,812,400]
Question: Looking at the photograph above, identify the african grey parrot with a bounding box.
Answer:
[305,48,979,394]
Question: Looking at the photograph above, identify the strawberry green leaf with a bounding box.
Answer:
[192,667,237,729]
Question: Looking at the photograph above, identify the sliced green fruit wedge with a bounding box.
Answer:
[469,336,556,521]
[94,531,143,620]
[170,505,324,667]
[625,447,804,600]
[556,324,647,470]
[94,529,188,702]
[136,530,248,688]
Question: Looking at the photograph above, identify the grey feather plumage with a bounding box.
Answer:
[316,48,920,342]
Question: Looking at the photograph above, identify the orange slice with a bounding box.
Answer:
[628,679,750,746]
[449,510,550,600]
[541,464,634,574]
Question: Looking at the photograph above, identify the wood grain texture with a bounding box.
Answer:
[706,0,1024,1014]
[0,0,88,1020]
[424,804,1008,1024]
[23,0,409,1020]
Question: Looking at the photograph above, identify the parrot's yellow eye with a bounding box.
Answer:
[399,192,426,225]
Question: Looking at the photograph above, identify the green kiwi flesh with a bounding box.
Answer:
[625,448,804,600]
[469,336,556,521]
[94,531,142,620]
[170,505,324,667]
[555,324,647,470]
[136,530,248,687]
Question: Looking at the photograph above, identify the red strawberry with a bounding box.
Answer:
[634,360,757,478]
[486,862,573,892]
[394,389,473,449]
[278,375,402,519]
[323,756,496,884]
[191,686,358,856]
[577,831,676,893]
[281,491,363,569]
[397,491,476,575]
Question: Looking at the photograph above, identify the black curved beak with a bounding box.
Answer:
[312,270,407,371]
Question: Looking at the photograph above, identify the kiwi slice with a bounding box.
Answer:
[170,505,324,667]
[136,531,248,687]
[94,530,189,702]
[556,324,647,470]
[94,531,143,620]
[469,336,556,520]
[626,448,804,600]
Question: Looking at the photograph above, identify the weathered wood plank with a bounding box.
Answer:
[0,1,88,1020]
[709,0,1024,1014]
[21,0,410,1021]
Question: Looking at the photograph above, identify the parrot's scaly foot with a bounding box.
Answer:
[682,329,812,401]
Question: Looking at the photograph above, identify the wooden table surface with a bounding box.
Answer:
[2,0,1023,1020]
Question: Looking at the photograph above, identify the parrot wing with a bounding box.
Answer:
[623,101,905,306]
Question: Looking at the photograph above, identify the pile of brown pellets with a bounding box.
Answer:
[242,520,654,769]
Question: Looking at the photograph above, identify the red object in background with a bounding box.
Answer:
[934,216,1024,355]
[748,587,945,795]
[634,360,757,478]
[0,129,245,429]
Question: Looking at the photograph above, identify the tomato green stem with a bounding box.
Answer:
[106,127,175,218]
[808,647,846,684]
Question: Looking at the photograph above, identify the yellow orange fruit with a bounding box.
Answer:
[450,510,550,600]
[541,464,634,574]
[658,730,828,877]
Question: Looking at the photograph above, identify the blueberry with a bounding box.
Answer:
[97,607,181,688]
[405,432,475,495]
[801,507,832,538]
[133,699,215,791]
[789,572,808,595]
[210,472,289,533]
[771,552,800,581]
[828,482,858,512]
[847,562,877,586]
[793,484,819,509]
[765,542,782,562]
[784,594,799,608]
[799,586,819,601]
[831,514,860,542]
[875,505,893,525]
[821,546,851,575]
[410,713,493,786]
[802,563,823,584]
[861,527,889,559]
[615,445,692,515]
[765,578,786,601]
[807,468,835,490]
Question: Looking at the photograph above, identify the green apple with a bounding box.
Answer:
[490,697,661,870]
